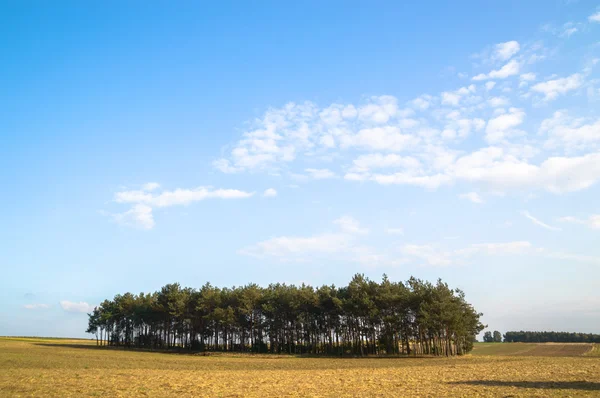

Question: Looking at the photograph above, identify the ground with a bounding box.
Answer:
[1,338,599,397]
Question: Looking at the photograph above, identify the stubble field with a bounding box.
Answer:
[1,337,599,397]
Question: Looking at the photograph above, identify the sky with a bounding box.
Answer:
[1,1,600,338]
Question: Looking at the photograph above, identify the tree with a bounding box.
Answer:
[483,331,493,343]
[493,330,502,343]
[87,274,484,356]
[503,331,600,343]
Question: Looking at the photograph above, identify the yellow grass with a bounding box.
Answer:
[1,338,599,397]
[472,342,594,356]
[586,344,600,357]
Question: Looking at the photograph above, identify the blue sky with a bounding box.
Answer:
[2,1,600,337]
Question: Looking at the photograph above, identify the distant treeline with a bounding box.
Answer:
[504,331,600,343]
[86,274,484,356]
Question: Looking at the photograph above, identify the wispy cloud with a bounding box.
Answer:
[107,185,255,229]
[142,182,160,191]
[400,241,533,267]
[558,215,600,229]
[589,11,600,22]
[239,217,397,267]
[522,211,561,231]
[333,216,369,234]
[459,192,484,204]
[263,188,277,197]
[60,301,94,313]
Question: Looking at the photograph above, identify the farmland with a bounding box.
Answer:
[472,342,594,356]
[1,338,600,397]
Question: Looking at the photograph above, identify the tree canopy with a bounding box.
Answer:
[482,330,503,343]
[87,274,484,356]
[503,331,600,343]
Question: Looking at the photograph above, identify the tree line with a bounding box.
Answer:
[503,331,600,343]
[86,274,484,356]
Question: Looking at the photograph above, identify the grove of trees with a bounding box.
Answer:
[482,330,503,343]
[503,331,600,343]
[86,274,484,356]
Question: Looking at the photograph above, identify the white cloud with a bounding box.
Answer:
[240,233,351,259]
[23,304,50,310]
[341,126,420,152]
[357,95,403,123]
[209,36,600,201]
[142,182,160,191]
[363,148,600,194]
[242,216,596,267]
[401,241,533,266]
[113,204,155,230]
[473,60,520,80]
[558,215,582,224]
[333,215,369,234]
[240,232,401,267]
[488,96,510,107]
[401,239,600,266]
[114,190,152,204]
[544,250,600,264]
[522,211,561,231]
[60,301,94,313]
[589,12,600,22]
[456,241,533,256]
[561,26,578,37]
[239,217,404,266]
[401,244,454,266]
[559,215,600,229]
[441,85,476,106]
[485,108,525,142]
[239,218,361,263]
[489,60,521,79]
[411,95,434,110]
[539,111,600,151]
[263,188,277,197]
[110,186,254,229]
[586,215,599,229]
[531,73,584,101]
[545,22,581,38]
[211,96,424,173]
[494,41,521,61]
[213,159,242,173]
[520,73,536,82]
[305,168,336,179]
[441,92,461,106]
[115,187,255,207]
[371,172,452,190]
[350,153,421,173]
[459,192,484,203]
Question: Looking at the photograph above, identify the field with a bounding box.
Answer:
[1,338,599,397]
[472,342,595,357]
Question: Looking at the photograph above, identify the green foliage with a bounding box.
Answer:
[483,331,493,343]
[504,331,600,343]
[483,330,503,343]
[493,330,502,343]
[87,274,484,356]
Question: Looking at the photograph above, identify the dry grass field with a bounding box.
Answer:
[471,342,595,356]
[1,338,599,397]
